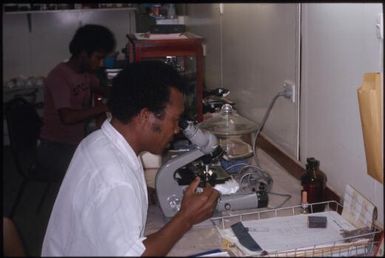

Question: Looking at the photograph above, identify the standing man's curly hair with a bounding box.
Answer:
[108,61,187,124]
[69,24,116,56]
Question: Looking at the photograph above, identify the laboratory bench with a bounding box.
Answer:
[143,148,302,256]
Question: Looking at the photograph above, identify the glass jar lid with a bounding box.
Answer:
[198,104,258,136]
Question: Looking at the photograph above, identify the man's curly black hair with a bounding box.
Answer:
[69,24,116,56]
[108,61,186,123]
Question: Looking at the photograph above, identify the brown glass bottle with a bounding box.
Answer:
[301,157,326,212]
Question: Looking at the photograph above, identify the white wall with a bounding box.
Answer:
[301,3,383,226]
[187,4,300,159]
[187,3,383,227]
[2,9,135,81]
[184,5,222,90]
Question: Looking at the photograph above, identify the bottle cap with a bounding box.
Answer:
[307,157,320,169]
[306,157,316,163]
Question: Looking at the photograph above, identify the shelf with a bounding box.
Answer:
[3,86,41,94]
[3,7,137,15]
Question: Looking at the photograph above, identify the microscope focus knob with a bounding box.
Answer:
[225,203,231,210]
[167,195,181,212]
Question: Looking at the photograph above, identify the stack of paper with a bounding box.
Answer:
[341,184,377,229]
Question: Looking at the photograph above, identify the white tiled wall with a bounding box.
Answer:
[2,9,135,81]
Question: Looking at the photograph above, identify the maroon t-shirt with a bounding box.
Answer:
[40,62,99,145]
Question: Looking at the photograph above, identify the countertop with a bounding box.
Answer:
[144,148,303,256]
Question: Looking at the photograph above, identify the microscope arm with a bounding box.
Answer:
[157,148,206,181]
[155,148,206,218]
[156,120,226,218]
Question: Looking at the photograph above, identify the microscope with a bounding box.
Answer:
[156,119,269,218]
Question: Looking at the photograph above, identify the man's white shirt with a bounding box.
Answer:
[42,119,148,256]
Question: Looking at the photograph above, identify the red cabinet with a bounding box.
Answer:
[126,32,204,122]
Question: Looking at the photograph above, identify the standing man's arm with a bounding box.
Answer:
[58,105,108,125]
[50,73,109,125]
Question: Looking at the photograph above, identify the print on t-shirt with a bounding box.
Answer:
[72,82,89,96]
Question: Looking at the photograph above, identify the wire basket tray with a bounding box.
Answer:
[211,200,382,257]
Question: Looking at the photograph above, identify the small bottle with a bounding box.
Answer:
[167,4,176,19]
[301,157,327,212]
[301,190,309,214]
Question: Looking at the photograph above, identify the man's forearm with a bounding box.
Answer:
[142,212,192,256]
[141,178,219,256]
[58,105,108,125]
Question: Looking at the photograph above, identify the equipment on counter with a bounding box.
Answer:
[150,24,186,34]
[155,85,296,217]
[202,87,235,114]
[204,88,231,98]
[156,119,269,219]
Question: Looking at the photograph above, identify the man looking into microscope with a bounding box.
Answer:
[42,61,220,256]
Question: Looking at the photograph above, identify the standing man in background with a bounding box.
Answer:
[42,61,220,256]
[38,24,116,181]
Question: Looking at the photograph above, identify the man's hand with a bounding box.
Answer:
[142,177,220,256]
[177,177,220,226]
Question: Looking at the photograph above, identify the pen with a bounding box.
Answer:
[189,248,226,257]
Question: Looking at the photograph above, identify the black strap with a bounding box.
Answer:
[231,222,262,252]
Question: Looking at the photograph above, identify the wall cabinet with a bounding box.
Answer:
[126,32,204,122]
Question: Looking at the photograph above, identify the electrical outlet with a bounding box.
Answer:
[283,80,296,103]
[376,13,383,40]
